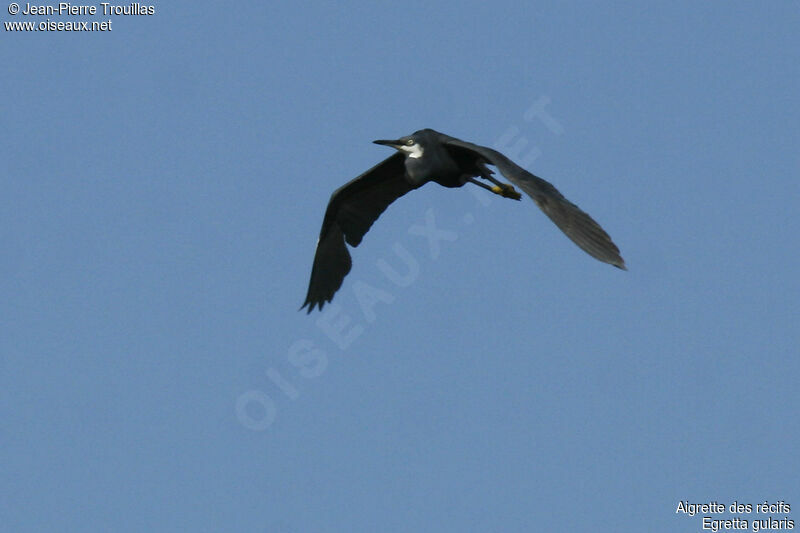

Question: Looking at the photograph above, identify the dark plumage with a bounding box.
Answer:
[302,129,625,312]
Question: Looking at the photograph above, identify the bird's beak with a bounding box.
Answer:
[373,139,402,148]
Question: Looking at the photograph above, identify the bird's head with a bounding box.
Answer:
[373,134,425,159]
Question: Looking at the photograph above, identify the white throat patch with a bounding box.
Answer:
[400,143,424,159]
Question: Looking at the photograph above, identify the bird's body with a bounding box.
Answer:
[400,129,464,187]
[302,128,625,312]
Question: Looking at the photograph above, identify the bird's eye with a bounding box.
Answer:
[406,139,414,145]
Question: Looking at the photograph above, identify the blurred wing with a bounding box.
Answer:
[302,152,416,312]
[444,138,626,269]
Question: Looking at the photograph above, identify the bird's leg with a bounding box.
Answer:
[489,180,522,200]
[464,177,521,201]
[477,168,522,201]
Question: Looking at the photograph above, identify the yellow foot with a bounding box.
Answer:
[492,184,522,200]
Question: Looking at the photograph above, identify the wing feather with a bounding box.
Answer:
[302,153,416,312]
[444,137,626,269]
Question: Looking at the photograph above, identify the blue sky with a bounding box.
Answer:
[2,1,798,531]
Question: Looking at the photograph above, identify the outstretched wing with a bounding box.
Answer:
[302,152,417,312]
[444,137,626,269]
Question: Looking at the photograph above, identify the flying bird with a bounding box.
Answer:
[302,128,625,312]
